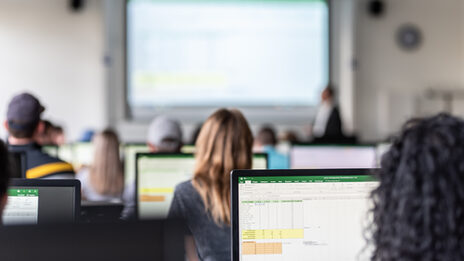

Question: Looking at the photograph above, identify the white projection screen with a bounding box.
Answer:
[126,0,329,114]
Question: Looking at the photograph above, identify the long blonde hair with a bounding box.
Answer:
[89,129,124,196]
[192,109,253,225]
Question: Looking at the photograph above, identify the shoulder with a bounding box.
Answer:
[27,150,75,178]
[174,180,197,199]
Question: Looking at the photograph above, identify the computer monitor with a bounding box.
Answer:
[42,145,59,157]
[290,145,377,169]
[0,219,186,261]
[72,142,94,169]
[2,179,80,225]
[180,144,196,153]
[123,143,150,185]
[137,153,268,219]
[57,143,74,165]
[231,169,379,261]
[375,143,391,167]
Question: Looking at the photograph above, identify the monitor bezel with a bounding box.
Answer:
[135,152,269,220]
[230,168,378,261]
[8,178,81,223]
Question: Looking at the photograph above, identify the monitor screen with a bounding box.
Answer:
[290,146,377,169]
[3,182,79,225]
[42,145,59,158]
[72,142,94,169]
[137,153,267,219]
[124,144,150,185]
[237,174,378,260]
[126,0,328,111]
[57,144,74,166]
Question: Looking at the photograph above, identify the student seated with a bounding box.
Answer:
[168,108,253,261]
[254,125,289,169]
[146,115,183,153]
[4,93,74,179]
[37,120,66,146]
[77,129,124,202]
[0,140,11,224]
[371,113,464,260]
[121,115,183,219]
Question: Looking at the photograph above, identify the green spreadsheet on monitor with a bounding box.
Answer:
[238,175,378,260]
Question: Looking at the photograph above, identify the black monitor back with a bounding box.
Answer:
[0,219,186,261]
[8,151,26,178]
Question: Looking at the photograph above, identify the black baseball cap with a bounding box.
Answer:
[7,93,45,130]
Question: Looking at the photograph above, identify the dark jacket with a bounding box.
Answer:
[9,143,75,179]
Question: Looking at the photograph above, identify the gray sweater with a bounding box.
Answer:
[168,180,230,261]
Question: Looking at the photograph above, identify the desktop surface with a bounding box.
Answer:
[137,153,268,219]
[3,179,80,225]
[290,145,377,169]
[0,219,186,261]
[231,169,378,261]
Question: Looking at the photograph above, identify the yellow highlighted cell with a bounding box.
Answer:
[242,229,304,240]
[140,187,174,193]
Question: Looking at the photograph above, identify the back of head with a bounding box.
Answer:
[90,129,123,196]
[256,126,277,147]
[147,116,183,153]
[193,108,253,225]
[6,93,44,139]
[372,113,464,260]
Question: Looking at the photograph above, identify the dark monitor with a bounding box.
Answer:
[0,219,186,261]
[2,179,80,225]
[136,153,268,220]
[8,152,26,178]
[231,169,379,261]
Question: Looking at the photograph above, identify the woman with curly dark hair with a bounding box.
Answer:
[371,113,464,261]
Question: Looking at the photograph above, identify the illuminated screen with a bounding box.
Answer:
[290,146,377,169]
[238,175,378,260]
[3,186,77,225]
[127,0,328,109]
[138,154,267,219]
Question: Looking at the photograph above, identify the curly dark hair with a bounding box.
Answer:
[371,113,464,261]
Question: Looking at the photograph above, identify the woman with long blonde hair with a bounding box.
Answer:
[168,108,253,261]
[77,129,124,202]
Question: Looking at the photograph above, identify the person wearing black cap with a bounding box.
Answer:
[4,93,75,179]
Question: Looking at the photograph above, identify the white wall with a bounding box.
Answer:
[0,0,106,141]
[354,0,464,141]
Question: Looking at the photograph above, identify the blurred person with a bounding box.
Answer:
[37,120,54,145]
[0,140,11,224]
[279,130,300,145]
[4,93,74,179]
[370,113,464,260]
[121,115,183,219]
[312,85,343,141]
[77,129,124,202]
[147,116,183,153]
[37,120,65,146]
[51,125,66,146]
[168,108,253,260]
[254,125,289,169]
